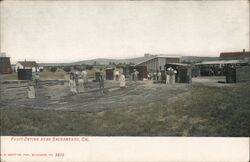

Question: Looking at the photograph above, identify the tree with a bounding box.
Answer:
[73,65,83,71]
[63,66,71,73]
[50,67,57,73]
[86,65,93,70]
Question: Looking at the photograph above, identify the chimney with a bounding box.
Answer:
[243,49,245,53]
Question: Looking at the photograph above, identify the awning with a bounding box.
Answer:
[195,60,248,65]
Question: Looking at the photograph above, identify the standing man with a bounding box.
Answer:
[156,70,159,81]
[209,67,214,76]
[134,69,139,82]
[34,72,40,86]
[74,71,79,87]
[131,71,135,81]
[99,73,104,94]
[153,71,157,80]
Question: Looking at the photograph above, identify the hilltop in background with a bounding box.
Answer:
[39,55,219,66]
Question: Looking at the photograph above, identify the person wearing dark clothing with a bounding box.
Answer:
[99,74,104,94]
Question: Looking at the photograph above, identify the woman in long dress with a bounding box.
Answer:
[69,78,77,95]
[78,77,84,93]
[119,74,126,88]
[27,81,35,99]
[81,70,88,84]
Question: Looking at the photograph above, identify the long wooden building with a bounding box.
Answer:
[135,55,181,72]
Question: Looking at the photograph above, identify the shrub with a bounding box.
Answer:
[50,67,57,73]
[86,65,93,70]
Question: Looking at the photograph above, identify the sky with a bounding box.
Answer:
[0,1,249,63]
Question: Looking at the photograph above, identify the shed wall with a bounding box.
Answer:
[17,69,32,80]
[0,57,12,74]
[236,66,250,83]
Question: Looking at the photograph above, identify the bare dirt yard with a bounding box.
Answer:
[0,76,249,136]
[1,80,190,112]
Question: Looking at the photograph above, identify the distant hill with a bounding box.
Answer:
[38,56,154,67]
[38,63,71,67]
[72,56,219,65]
[70,55,155,65]
[39,55,219,66]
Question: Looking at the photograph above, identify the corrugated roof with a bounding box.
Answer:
[196,60,248,65]
[156,55,182,58]
[18,61,38,67]
[165,63,192,67]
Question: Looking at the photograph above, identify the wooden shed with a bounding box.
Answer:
[225,65,250,83]
[17,69,32,80]
[0,57,12,74]
[105,68,114,80]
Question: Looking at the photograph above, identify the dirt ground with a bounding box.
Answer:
[1,79,191,112]
[1,76,228,112]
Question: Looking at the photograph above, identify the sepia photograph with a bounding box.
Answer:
[0,0,249,161]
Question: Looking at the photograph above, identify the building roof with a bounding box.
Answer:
[155,55,182,58]
[196,59,248,65]
[17,61,38,67]
[165,63,192,67]
[136,55,181,66]
[220,51,250,58]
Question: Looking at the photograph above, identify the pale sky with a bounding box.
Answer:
[1,1,249,63]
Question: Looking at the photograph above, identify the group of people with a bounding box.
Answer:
[69,70,88,95]
[148,71,162,81]
[69,69,127,95]
[166,67,177,84]
[71,67,179,96]
[27,67,178,99]
[98,71,126,94]
[209,67,222,76]
[28,67,179,99]
[147,67,177,84]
